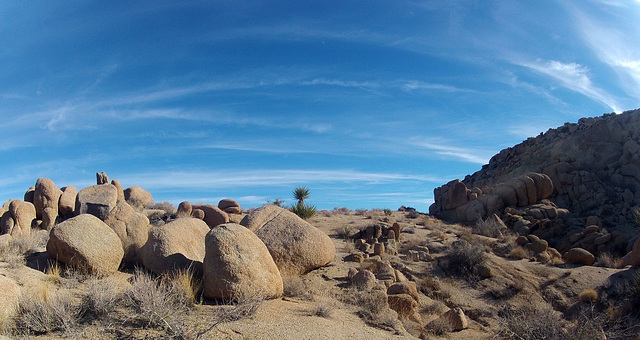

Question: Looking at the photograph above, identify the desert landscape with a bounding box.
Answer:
[0,109,639,339]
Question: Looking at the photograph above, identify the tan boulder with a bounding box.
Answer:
[33,178,62,220]
[478,194,504,215]
[244,205,335,276]
[203,223,283,300]
[240,204,283,231]
[564,247,595,266]
[47,214,124,275]
[527,172,554,200]
[0,274,21,330]
[23,186,35,203]
[9,200,35,236]
[42,207,57,230]
[191,209,205,220]
[75,184,118,220]
[139,218,209,275]
[176,201,192,217]
[436,307,468,331]
[111,179,125,203]
[218,198,242,214]
[105,201,151,265]
[58,186,78,218]
[124,186,153,209]
[387,281,419,302]
[509,178,529,207]
[495,184,518,207]
[0,210,14,235]
[388,294,419,319]
[351,269,377,291]
[192,204,229,228]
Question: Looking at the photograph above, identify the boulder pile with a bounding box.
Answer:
[0,172,337,301]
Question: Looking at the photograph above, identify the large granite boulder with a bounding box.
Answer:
[46,214,124,275]
[139,218,209,275]
[58,186,78,219]
[124,186,153,209]
[75,184,118,220]
[241,205,335,276]
[33,178,62,220]
[203,223,283,300]
[104,201,150,265]
[192,204,229,228]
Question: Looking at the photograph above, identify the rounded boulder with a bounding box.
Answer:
[47,214,124,275]
[105,201,151,265]
[33,178,62,220]
[124,186,153,209]
[243,205,336,276]
[139,218,209,275]
[191,204,229,228]
[75,184,118,221]
[203,223,283,300]
[564,247,595,266]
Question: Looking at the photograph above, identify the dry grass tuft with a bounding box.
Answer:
[13,287,80,335]
[578,289,598,303]
[313,299,335,318]
[473,217,505,238]
[81,276,124,319]
[508,246,530,260]
[594,252,622,269]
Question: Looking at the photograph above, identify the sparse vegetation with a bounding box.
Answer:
[578,289,598,303]
[290,186,317,219]
[473,216,505,238]
[14,288,80,335]
[442,240,488,280]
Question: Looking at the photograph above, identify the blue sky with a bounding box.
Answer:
[1,1,640,211]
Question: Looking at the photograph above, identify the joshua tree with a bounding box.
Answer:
[293,187,310,205]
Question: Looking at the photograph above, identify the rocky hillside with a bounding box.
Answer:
[431,108,640,256]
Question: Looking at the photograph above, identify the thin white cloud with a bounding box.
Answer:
[514,59,621,112]
[407,137,493,165]
[115,169,442,192]
[566,2,640,102]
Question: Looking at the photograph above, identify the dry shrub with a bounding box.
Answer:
[473,217,505,238]
[416,277,441,297]
[594,252,622,269]
[442,241,487,280]
[508,246,530,260]
[422,317,453,337]
[340,287,401,331]
[165,267,202,306]
[81,276,125,319]
[0,232,48,268]
[13,287,80,335]
[578,289,598,303]
[496,305,566,339]
[283,275,313,300]
[313,298,335,318]
[125,269,193,332]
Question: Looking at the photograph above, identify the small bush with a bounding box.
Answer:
[14,288,80,335]
[443,241,487,280]
[578,289,598,303]
[473,217,505,238]
[148,201,176,214]
[383,208,393,216]
[496,305,566,339]
[423,317,453,337]
[594,252,622,269]
[81,277,123,318]
[313,299,335,318]
[508,247,530,260]
[290,202,317,219]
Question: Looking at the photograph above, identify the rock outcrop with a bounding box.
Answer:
[431,109,640,257]
[75,184,118,221]
[191,204,229,228]
[124,186,153,209]
[104,201,150,265]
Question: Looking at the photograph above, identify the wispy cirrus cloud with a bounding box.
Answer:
[407,137,493,165]
[566,2,640,102]
[513,59,621,112]
[115,169,442,191]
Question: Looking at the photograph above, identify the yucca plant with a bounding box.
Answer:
[290,187,316,219]
[293,187,310,205]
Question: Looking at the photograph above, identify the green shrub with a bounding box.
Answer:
[291,202,316,219]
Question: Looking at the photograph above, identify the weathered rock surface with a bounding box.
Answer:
[58,185,78,219]
[124,186,153,209]
[111,179,125,203]
[241,205,335,276]
[105,201,150,265]
[33,178,62,222]
[47,214,124,275]
[564,247,595,266]
[9,200,36,236]
[218,198,242,214]
[176,201,192,217]
[139,218,209,275]
[75,184,118,220]
[202,223,283,300]
[192,204,229,228]
[0,274,21,330]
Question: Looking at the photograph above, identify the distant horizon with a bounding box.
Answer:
[2,1,640,211]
